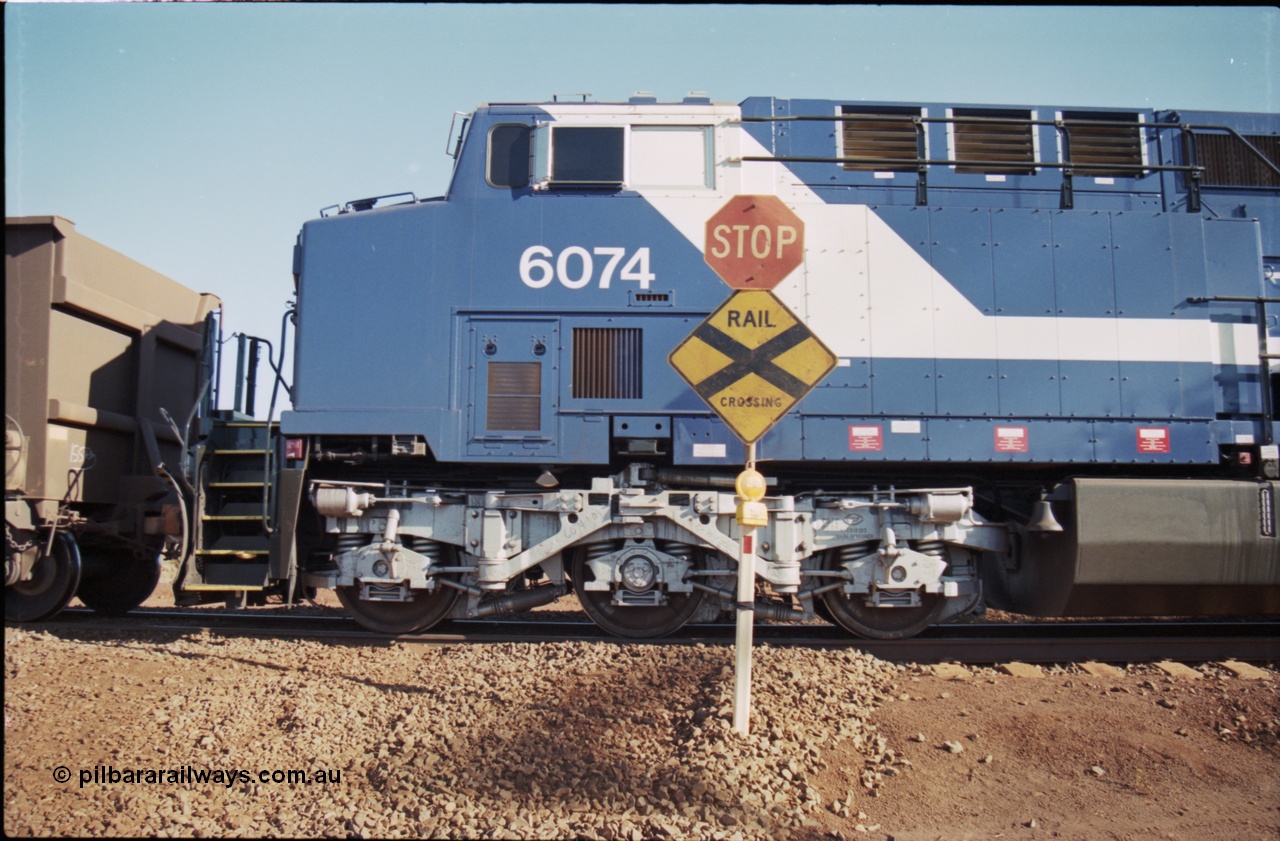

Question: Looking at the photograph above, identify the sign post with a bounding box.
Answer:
[733,449,768,735]
[669,195,836,736]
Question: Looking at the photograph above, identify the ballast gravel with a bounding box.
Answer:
[3,626,902,839]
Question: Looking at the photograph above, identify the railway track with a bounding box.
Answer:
[20,608,1280,665]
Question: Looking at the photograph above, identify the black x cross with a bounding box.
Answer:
[688,319,816,402]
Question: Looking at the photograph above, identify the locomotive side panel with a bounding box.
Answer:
[274,96,1278,638]
[286,103,746,467]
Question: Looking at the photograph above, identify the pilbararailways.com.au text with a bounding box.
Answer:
[63,765,341,789]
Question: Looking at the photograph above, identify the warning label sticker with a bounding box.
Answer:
[1137,427,1170,453]
[849,425,883,451]
[995,426,1028,453]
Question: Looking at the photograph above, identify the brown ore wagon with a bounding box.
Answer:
[6,216,220,620]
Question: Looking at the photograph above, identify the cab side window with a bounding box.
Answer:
[535,126,626,187]
[488,124,531,188]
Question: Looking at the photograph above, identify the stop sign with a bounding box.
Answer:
[704,195,805,290]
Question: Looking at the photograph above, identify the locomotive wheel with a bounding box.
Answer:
[810,596,835,625]
[336,583,459,635]
[6,532,82,622]
[570,548,704,639]
[76,548,161,615]
[820,587,946,640]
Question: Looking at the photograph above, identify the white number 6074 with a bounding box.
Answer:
[520,246,655,291]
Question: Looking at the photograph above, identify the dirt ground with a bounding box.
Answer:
[7,582,1278,839]
[806,663,1279,841]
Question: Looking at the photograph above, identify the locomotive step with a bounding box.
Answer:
[180,559,269,591]
[209,467,270,483]
[202,502,266,520]
[197,535,270,553]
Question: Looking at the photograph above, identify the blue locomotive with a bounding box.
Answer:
[182,94,1279,638]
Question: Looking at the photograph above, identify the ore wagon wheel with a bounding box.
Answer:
[820,586,945,640]
[570,545,704,639]
[336,582,459,635]
[6,531,82,622]
[76,547,161,615]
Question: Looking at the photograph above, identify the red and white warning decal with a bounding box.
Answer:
[1137,427,1171,453]
[848,425,883,451]
[995,426,1028,453]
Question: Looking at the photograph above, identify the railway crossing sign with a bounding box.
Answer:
[668,289,837,444]
[704,194,805,290]
[693,195,825,737]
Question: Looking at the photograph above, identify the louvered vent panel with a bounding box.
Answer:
[840,106,920,171]
[573,328,642,399]
[486,362,541,431]
[1195,133,1280,188]
[953,109,1035,174]
[1063,112,1143,176]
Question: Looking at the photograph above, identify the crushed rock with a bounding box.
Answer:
[3,626,901,839]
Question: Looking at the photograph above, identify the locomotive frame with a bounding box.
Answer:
[8,94,1279,639]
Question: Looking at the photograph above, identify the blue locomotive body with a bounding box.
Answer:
[284,98,1278,475]
[223,94,1278,637]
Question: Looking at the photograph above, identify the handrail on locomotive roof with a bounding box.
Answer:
[320,193,418,217]
[739,112,1278,210]
[446,111,471,159]
[735,154,1195,174]
[738,113,1211,171]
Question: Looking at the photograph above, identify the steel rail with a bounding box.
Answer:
[22,610,1280,665]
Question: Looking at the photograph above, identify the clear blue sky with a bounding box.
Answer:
[6,3,1277,415]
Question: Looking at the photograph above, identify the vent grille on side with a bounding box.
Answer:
[953,108,1035,174]
[487,362,541,430]
[1195,132,1280,188]
[1063,111,1143,176]
[573,327,642,399]
[840,105,920,171]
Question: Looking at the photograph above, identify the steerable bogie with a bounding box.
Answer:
[298,463,998,638]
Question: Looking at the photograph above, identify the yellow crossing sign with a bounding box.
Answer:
[668,290,837,444]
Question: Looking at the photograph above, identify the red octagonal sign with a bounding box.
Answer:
[704,194,805,290]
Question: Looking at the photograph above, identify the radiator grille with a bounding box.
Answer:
[840,106,920,171]
[573,328,642,399]
[486,362,541,430]
[1062,111,1143,176]
[953,108,1035,174]
[1194,132,1280,188]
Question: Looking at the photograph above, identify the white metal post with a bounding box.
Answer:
[732,442,758,736]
